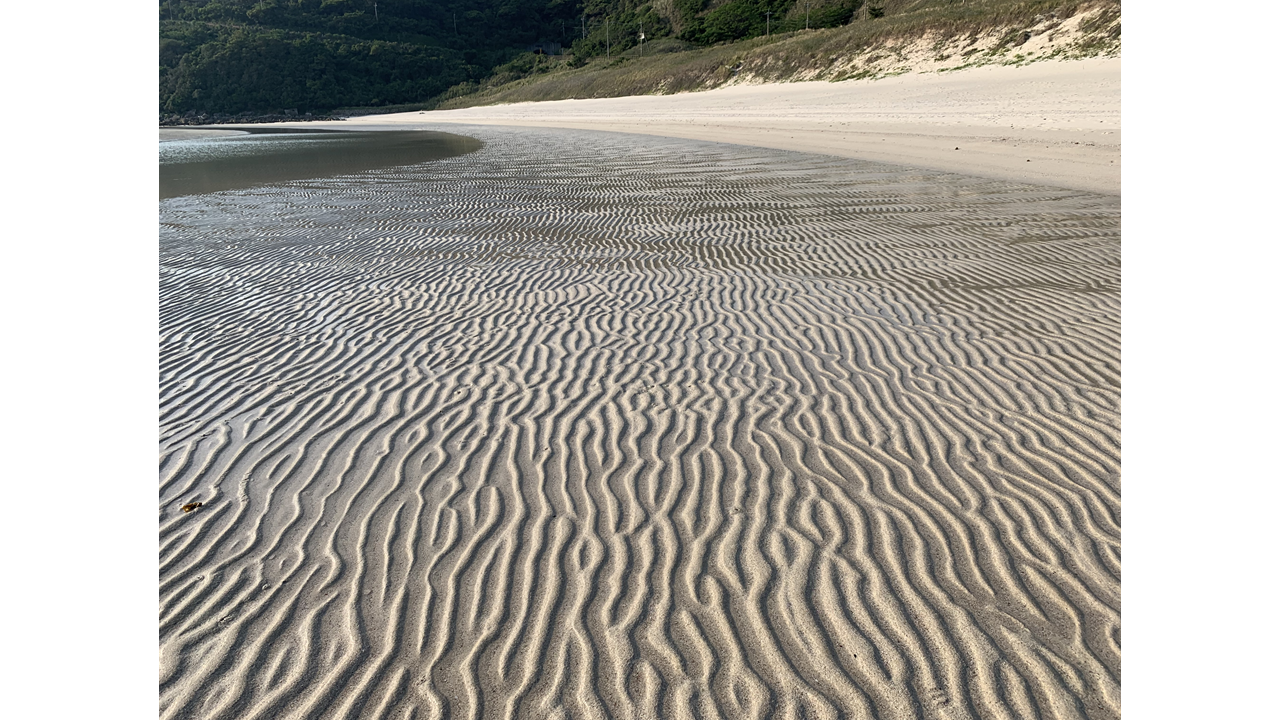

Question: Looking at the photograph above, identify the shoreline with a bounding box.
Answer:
[158,128,248,142]
[291,57,1119,195]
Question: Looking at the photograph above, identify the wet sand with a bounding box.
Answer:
[159,129,481,199]
[160,126,1119,719]
[160,128,249,142]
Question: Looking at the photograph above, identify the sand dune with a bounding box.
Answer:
[160,127,1120,719]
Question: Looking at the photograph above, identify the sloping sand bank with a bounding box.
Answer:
[161,128,1119,719]
[337,58,1120,195]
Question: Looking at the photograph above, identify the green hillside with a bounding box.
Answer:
[158,0,1119,118]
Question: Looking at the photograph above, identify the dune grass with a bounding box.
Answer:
[413,0,1117,112]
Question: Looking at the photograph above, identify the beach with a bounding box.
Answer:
[161,60,1120,720]
[337,58,1120,196]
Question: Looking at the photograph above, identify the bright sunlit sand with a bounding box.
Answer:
[336,57,1120,195]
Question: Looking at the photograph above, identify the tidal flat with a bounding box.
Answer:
[159,128,482,199]
[160,126,1120,720]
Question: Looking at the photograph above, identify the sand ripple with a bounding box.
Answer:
[160,127,1119,720]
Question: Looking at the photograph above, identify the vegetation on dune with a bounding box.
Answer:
[432,0,1118,111]
[158,0,1120,118]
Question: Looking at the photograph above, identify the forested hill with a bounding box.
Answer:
[159,0,866,116]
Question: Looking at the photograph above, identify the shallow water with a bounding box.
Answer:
[158,128,482,199]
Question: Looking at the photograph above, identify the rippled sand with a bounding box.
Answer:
[159,127,1120,720]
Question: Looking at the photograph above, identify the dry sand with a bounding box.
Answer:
[160,121,1119,719]
[336,57,1120,195]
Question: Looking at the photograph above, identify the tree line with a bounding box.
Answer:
[160,0,872,115]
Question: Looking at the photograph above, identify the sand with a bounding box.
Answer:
[160,128,249,142]
[333,57,1120,196]
[160,122,1120,719]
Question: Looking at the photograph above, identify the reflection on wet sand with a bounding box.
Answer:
[158,128,482,199]
[160,126,1120,720]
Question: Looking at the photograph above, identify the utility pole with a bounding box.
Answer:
[765,11,772,37]
[582,14,586,41]
[453,12,458,35]
[806,2,811,30]
[606,18,610,58]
